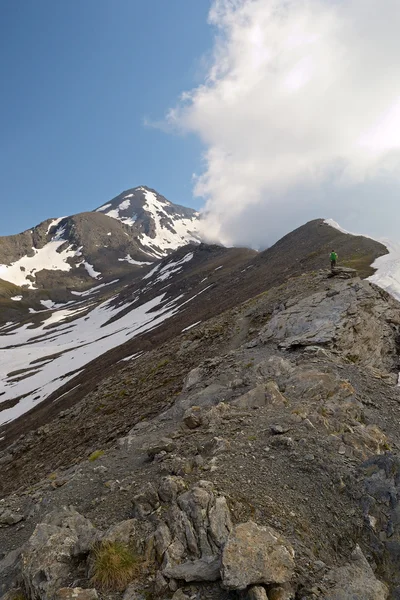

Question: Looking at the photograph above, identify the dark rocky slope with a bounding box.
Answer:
[0,219,397,599]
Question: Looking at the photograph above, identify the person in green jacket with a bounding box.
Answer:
[330,250,338,271]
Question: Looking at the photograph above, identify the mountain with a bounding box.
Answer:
[2,215,400,598]
[95,186,200,257]
[0,186,201,323]
[0,218,388,435]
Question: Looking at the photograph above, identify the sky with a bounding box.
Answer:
[0,0,212,235]
[2,0,400,247]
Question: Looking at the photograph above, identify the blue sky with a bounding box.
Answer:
[0,0,213,235]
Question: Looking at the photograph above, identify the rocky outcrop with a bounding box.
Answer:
[221,522,295,590]
[21,508,98,600]
[132,479,296,594]
[260,280,400,371]
[322,546,388,599]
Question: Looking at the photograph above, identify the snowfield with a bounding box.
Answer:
[0,265,206,425]
[139,189,200,257]
[324,219,400,302]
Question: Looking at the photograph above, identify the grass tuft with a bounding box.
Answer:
[91,541,141,591]
[88,450,104,462]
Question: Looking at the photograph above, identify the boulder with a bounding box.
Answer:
[163,556,221,582]
[247,586,268,600]
[232,385,267,409]
[183,406,203,429]
[0,510,24,527]
[323,546,388,599]
[21,507,98,600]
[102,519,137,546]
[146,437,176,459]
[132,483,160,518]
[221,521,295,590]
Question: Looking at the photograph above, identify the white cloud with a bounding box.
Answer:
[168,0,400,248]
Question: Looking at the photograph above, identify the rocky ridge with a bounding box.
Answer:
[2,263,400,599]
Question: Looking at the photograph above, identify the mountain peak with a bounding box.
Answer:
[94,186,201,257]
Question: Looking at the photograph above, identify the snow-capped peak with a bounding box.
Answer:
[94,186,201,258]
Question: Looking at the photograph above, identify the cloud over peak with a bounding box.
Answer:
[169,0,400,248]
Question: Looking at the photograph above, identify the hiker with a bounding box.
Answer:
[330,250,338,271]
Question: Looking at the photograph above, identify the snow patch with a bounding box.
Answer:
[182,321,202,332]
[118,255,152,266]
[82,261,101,279]
[96,203,112,212]
[0,239,78,289]
[10,296,23,302]
[47,217,66,234]
[324,218,400,303]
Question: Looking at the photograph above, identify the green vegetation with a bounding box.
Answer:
[88,450,105,462]
[91,541,141,591]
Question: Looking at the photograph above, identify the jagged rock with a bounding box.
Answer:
[158,476,186,503]
[163,556,221,582]
[247,585,268,600]
[184,367,203,391]
[208,497,232,547]
[146,437,176,458]
[0,511,23,528]
[183,406,203,429]
[102,519,137,545]
[0,548,22,592]
[221,522,295,590]
[265,381,287,405]
[154,523,172,560]
[56,589,98,600]
[323,546,388,599]
[232,385,266,409]
[132,483,160,518]
[21,507,98,600]
[359,455,400,590]
[259,281,399,372]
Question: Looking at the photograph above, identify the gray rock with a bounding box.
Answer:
[323,546,388,599]
[154,522,172,560]
[102,519,137,545]
[183,407,203,429]
[132,483,160,518]
[208,497,232,548]
[158,476,186,503]
[163,556,221,582]
[232,385,266,409]
[0,510,24,527]
[146,437,176,458]
[247,586,268,600]
[184,367,203,391]
[221,521,295,590]
[270,425,290,435]
[0,547,22,593]
[21,507,98,600]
